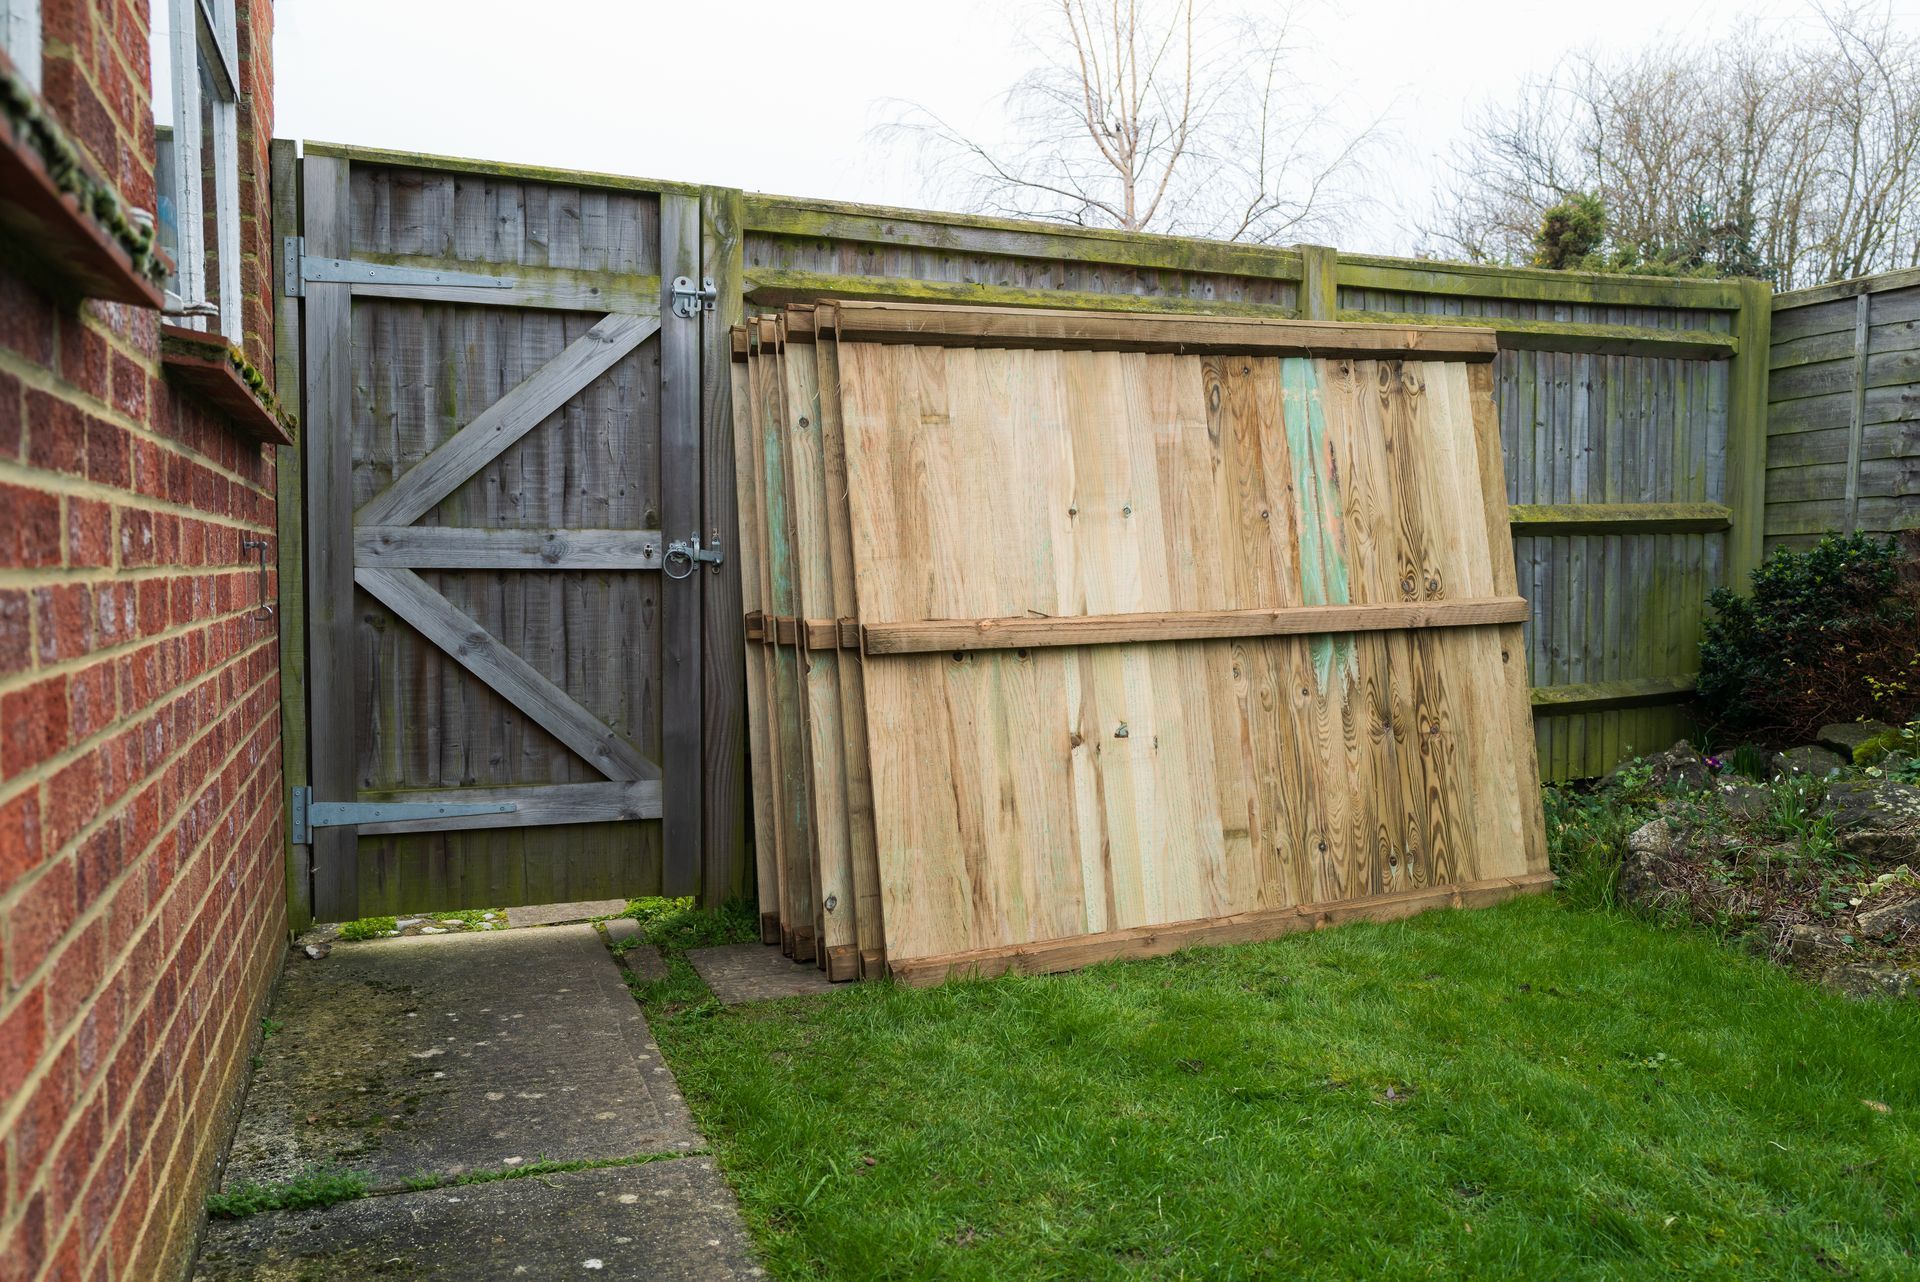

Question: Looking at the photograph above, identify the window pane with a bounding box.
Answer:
[151,0,174,127]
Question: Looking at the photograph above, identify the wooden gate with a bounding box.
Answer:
[291,149,744,921]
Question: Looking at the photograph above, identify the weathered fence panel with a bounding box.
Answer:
[739,199,1769,780]
[1767,268,1920,550]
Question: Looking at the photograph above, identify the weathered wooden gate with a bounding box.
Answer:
[286,147,744,921]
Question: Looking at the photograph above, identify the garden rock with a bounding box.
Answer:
[1639,742,1711,794]
[1784,923,1850,966]
[1771,745,1844,778]
[1619,819,1681,907]
[1856,891,1920,939]
[1822,964,1918,1001]
[1820,779,1920,862]
[1819,720,1896,760]
[1711,778,1772,824]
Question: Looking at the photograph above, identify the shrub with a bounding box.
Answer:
[1696,533,1919,742]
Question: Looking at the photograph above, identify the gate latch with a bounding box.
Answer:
[670,275,719,319]
[663,533,724,580]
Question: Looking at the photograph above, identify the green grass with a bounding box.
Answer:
[334,906,503,941]
[205,1167,370,1219]
[647,896,1920,1280]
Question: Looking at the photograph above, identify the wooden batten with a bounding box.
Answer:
[886,874,1557,986]
[819,300,1498,360]
[861,597,1530,656]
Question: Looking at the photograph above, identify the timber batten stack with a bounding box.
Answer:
[732,302,1552,984]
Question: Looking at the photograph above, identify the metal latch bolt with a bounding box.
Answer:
[670,275,719,319]
[663,533,724,580]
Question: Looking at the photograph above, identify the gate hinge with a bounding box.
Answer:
[670,275,718,319]
[284,237,514,298]
[663,533,724,580]
[289,785,515,844]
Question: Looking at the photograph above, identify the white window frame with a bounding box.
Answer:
[161,0,242,341]
[1,0,42,92]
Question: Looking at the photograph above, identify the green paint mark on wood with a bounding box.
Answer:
[1280,358,1354,690]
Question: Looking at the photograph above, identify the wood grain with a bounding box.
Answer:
[862,598,1529,654]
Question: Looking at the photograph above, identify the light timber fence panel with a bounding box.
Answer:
[1767,268,1920,551]
[738,204,1765,780]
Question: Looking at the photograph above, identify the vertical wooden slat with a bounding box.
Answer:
[270,138,311,935]
[1725,278,1772,590]
[659,194,704,896]
[700,188,748,905]
[302,154,358,920]
[1844,291,1871,535]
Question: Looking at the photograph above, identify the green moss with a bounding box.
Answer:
[0,64,165,284]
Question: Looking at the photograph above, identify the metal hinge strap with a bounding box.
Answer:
[284,237,514,297]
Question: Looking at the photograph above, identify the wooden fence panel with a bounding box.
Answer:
[1768,269,1920,551]
[738,207,1760,780]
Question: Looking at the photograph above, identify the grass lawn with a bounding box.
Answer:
[637,895,1919,1281]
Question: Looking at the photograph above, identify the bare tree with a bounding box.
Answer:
[879,0,1383,244]
[1422,5,1920,288]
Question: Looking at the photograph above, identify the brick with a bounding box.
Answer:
[0,1192,46,1282]
[7,870,75,1004]
[66,660,117,743]
[110,353,148,419]
[46,922,105,1033]
[0,985,45,1103]
[0,481,62,568]
[24,389,85,476]
[66,496,114,567]
[1,674,69,778]
[43,752,102,854]
[0,791,40,896]
[59,320,110,401]
[84,415,130,488]
[0,589,28,677]
[33,582,94,662]
[0,367,20,458]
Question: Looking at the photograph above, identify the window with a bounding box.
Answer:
[152,0,241,341]
[0,0,41,91]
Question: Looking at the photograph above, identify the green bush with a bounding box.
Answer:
[1697,533,1919,742]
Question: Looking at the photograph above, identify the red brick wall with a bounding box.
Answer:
[0,2,284,1280]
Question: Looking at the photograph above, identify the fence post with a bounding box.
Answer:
[1725,276,1773,590]
[1294,244,1339,320]
[269,138,311,935]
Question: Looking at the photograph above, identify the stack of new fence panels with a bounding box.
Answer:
[731,302,1552,985]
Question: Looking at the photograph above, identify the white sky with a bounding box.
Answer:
[275,0,1920,256]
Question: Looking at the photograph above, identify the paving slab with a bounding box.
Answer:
[194,1159,764,1281]
[505,898,629,928]
[226,925,699,1188]
[687,943,840,1004]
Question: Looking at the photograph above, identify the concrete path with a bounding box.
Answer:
[196,925,761,1280]
[687,944,840,1004]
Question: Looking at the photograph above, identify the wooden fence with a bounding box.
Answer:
[274,142,1781,927]
[739,195,1771,782]
[1767,268,1920,550]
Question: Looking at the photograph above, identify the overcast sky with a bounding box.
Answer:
[275,0,1920,256]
